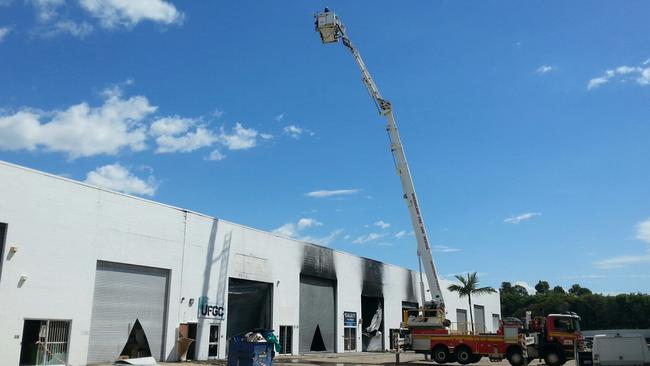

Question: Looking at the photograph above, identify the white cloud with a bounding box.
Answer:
[272,223,297,238]
[42,20,94,38]
[593,254,650,269]
[218,122,270,150]
[31,0,65,22]
[352,232,384,244]
[535,65,556,75]
[272,217,322,238]
[274,113,284,122]
[305,189,361,198]
[212,108,224,119]
[283,125,302,138]
[504,212,541,224]
[298,229,343,246]
[0,26,11,42]
[297,218,322,230]
[272,218,340,246]
[206,149,225,161]
[588,61,650,89]
[0,85,154,158]
[84,163,157,196]
[150,117,217,153]
[0,83,272,160]
[394,230,407,239]
[432,244,460,253]
[79,0,183,28]
[374,220,390,229]
[635,218,650,243]
[283,124,314,139]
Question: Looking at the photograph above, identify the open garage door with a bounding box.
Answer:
[299,275,335,353]
[87,261,169,364]
[361,295,384,351]
[226,278,272,339]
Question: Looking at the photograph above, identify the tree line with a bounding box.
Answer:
[500,281,650,330]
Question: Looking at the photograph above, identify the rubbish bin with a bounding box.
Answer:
[227,340,274,366]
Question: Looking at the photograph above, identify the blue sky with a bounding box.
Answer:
[1,1,649,294]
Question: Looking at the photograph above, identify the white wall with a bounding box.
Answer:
[0,162,228,365]
[0,160,501,365]
[436,278,502,333]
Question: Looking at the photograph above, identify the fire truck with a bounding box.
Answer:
[404,310,581,366]
[313,10,582,366]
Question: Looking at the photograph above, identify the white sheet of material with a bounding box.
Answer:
[367,304,383,333]
[114,356,158,365]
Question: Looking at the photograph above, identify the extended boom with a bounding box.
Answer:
[314,9,444,311]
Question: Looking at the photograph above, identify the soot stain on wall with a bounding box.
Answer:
[301,244,336,280]
[361,258,384,297]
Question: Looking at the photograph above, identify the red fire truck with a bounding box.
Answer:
[403,310,581,366]
[313,11,582,366]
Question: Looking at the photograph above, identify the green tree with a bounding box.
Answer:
[500,282,513,294]
[448,272,497,333]
[552,285,565,294]
[535,281,550,294]
[512,284,530,297]
[569,284,592,296]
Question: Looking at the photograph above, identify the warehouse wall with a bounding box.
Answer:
[0,162,228,364]
[0,160,501,364]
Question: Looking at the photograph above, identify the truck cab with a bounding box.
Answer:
[524,313,582,366]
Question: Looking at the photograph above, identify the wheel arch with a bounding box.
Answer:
[506,344,523,355]
[432,343,450,352]
[455,343,474,353]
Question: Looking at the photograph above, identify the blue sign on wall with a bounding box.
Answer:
[198,296,225,319]
[344,311,357,327]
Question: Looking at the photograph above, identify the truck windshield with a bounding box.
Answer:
[553,317,580,332]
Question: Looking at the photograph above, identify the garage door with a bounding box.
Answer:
[299,275,335,353]
[226,278,273,339]
[87,261,169,364]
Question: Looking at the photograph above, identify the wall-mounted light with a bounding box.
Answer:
[18,275,28,287]
[276,280,280,287]
[180,297,185,303]
[188,298,195,306]
[9,245,18,254]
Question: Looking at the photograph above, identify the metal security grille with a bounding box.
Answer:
[28,320,70,366]
[279,326,293,354]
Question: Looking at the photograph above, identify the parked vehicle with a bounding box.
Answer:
[579,333,650,366]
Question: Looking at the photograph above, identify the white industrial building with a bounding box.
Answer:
[0,161,501,365]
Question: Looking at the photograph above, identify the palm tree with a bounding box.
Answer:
[447,272,496,334]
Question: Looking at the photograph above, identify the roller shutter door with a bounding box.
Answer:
[474,305,486,333]
[87,261,169,364]
[299,276,335,353]
[226,278,273,340]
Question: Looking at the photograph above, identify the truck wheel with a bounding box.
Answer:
[470,354,482,363]
[432,345,450,364]
[506,348,524,366]
[544,349,566,366]
[455,346,473,365]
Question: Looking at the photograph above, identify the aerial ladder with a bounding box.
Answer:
[314,9,446,327]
